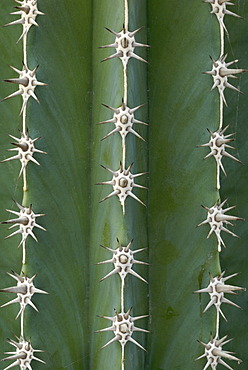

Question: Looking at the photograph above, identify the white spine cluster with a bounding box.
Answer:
[98,2,149,368]
[195,271,245,321]
[2,64,46,116]
[197,334,242,370]
[198,199,243,252]
[198,126,241,189]
[97,239,148,285]
[98,0,148,213]
[0,271,47,339]
[100,26,149,66]
[2,336,45,370]
[97,308,148,352]
[1,1,46,367]
[197,1,246,369]
[204,55,246,107]
[4,0,44,43]
[97,240,148,369]
[204,0,241,34]
[99,100,147,143]
[97,162,147,214]
[1,201,46,264]
[1,2,46,191]
[1,130,46,178]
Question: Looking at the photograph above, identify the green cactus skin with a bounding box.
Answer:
[0,1,247,370]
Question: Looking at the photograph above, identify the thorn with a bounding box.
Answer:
[209,55,218,67]
[126,267,148,284]
[133,247,147,254]
[223,272,239,282]
[100,164,116,175]
[101,52,122,63]
[125,162,134,173]
[127,191,146,207]
[99,190,119,203]
[102,103,119,113]
[222,297,241,309]
[201,204,211,212]
[128,127,145,141]
[128,336,147,352]
[1,90,22,102]
[4,18,24,27]
[124,239,133,251]
[129,26,144,37]
[29,18,39,27]
[129,103,146,114]
[203,297,217,313]
[101,127,121,141]
[95,181,114,186]
[98,43,117,49]
[96,118,116,125]
[100,335,120,350]
[129,52,148,64]
[4,78,28,86]
[104,27,120,37]
[14,5,30,14]
[99,244,115,253]
[222,150,242,163]
[224,9,241,19]
[132,118,148,126]
[132,314,149,321]
[194,287,212,294]
[133,42,150,48]
[225,81,243,94]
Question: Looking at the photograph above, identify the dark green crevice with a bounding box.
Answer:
[87,0,95,369]
[219,2,248,367]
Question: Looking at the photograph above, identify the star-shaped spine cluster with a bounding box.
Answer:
[97,162,147,214]
[97,239,148,285]
[97,4,149,368]
[5,0,44,43]
[194,271,245,321]
[2,64,46,115]
[200,1,246,368]
[99,100,147,142]
[1,201,46,263]
[1,0,47,365]
[198,199,244,252]
[100,26,149,66]
[205,54,247,106]
[204,0,241,32]
[97,308,148,352]
[1,130,46,177]
[197,334,242,370]
[2,336,45,370]
[0,271,48,319]
[198,126,241,189]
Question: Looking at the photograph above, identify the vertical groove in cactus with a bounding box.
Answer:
[0,4,23,350]
[0,1,247,369]
[219,1,248,367]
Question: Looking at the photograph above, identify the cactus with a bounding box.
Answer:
[0,0,247,369]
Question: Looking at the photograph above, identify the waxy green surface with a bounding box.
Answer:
[148,1,221,369]
[0,1,247,369]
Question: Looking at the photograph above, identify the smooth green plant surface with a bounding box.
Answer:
[0,1,247,369]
